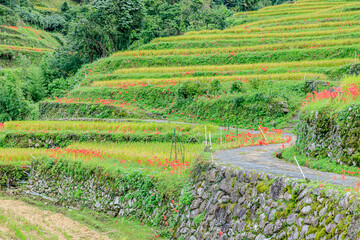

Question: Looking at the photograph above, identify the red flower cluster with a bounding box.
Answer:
[303,83,360,106]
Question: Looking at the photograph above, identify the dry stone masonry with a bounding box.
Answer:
[24,159,360,239]
[174,162,360,240]
[296,105,360,167]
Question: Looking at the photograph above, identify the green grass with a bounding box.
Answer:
[32,0,79,10]
[281,146,360,177]
[301,75,360,113]
[0,207,58,240]
[0,194,164,240]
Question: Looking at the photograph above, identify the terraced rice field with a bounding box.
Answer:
[63,0,360,113]
[0,25,60,67]
[0,120,285,167]
[3,1,358,237]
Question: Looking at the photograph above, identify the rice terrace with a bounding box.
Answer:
[1,0,360,239]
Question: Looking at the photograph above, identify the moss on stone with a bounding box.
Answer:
[307,226,317,235]
[325,215,334,225]
[193,211,206,227]
[230,203,237,212]
[315,228,327,240]
[220,203,230,208]
[231,177,236,188]
[285,202,296,213]
[256,181,270,194]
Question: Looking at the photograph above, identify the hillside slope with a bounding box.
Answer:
[51,0,360,128]
[0,24,61,68]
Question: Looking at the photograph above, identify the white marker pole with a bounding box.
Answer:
[210,132,214,162]
[209,132,212,147]
[205,126,207,146]
[294,156,306,180]
[258,126,269,143]
[356,51,357,64]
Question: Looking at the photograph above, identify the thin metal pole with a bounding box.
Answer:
[356,51,357,64]
[209,132,212,147]
[294,156,306,180]
[258,126,269,142]
[205,126,207,146]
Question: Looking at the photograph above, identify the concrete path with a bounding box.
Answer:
[214,131,359,187]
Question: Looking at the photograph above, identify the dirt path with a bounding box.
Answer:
[214,131,359,187]
[0,200,110,240]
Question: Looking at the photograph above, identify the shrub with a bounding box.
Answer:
[210,79,222,94]
[0,72,30,122]
[178,81,207,99]
[44,14,67,32]
[230,81,245,93]
[232,95,245,108]
[349,63,360,76]
[61,1,70,12]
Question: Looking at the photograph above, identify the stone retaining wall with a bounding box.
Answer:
[296,104,360,167]
[39,102,130,120]
[25,159,360,239]
[174,162,360,240]
[26,158,186,238]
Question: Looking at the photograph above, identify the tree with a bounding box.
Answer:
[131,0,232,48]
[67,0,144,61]
[61,1,70,12]
[0,72,30,122]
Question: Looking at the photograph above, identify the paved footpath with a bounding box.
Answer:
[214,131,359,187]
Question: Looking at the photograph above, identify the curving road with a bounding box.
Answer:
[214,131,359,187]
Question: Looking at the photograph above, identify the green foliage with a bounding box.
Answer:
[0,5,18,25]
[230,81,245,93]
[178,81,208,99]
[61,1,70,12]
[131,0,232,48]
[67,0,144,62]
[39,102,128,120]
[179,184,193,206]
[213,0,284,11]
[0,57,47,121]
[210,79,222,94]
[44,14,66,32]
[281,146,360,176]
[249,77,261,90]
[193,211,206,226]
[0,164,28,187]
[232,95,245,108]
[0,72,30,122]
